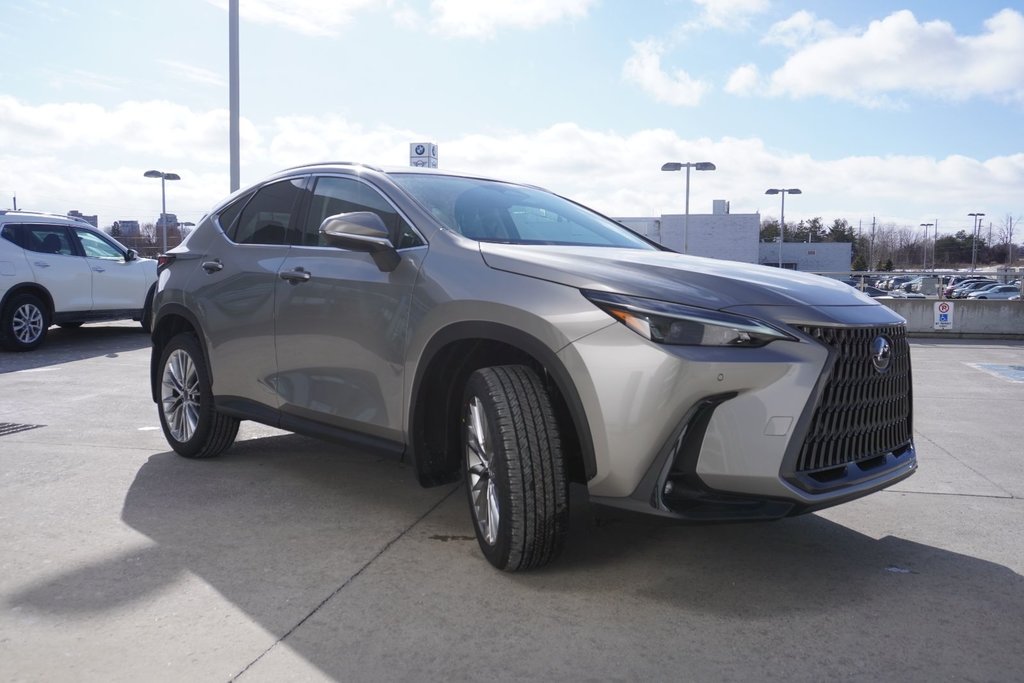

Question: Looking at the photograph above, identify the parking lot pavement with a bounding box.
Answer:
[1,323,1022,682]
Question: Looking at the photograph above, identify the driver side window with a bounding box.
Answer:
[303,176,423,249]
[74,228,124,260]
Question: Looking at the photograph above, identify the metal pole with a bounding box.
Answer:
[161,177,167,253]
[683,164,691,254]
[778,191,786,269]
[971,216,978,271]
[229,0,240,192]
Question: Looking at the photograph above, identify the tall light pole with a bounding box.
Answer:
[920,222,933,270]
[765,188,802,268]
[661,161,716,254]
[229,0,240,192]
[968,212,984,271]
[144,170,181,253]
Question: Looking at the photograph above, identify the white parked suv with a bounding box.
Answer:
[0,210,157,351]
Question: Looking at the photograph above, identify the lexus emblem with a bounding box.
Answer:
[871,335,892,373]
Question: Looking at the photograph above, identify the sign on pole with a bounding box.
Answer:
[409,142,438,168]
[934,301,953,330]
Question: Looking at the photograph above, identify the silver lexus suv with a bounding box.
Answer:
[150,163,916,571]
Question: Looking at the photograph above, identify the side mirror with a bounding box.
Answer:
[125,248,138,262]
[319,212,400,272]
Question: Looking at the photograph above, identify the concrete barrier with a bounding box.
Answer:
[878,298,1024,339]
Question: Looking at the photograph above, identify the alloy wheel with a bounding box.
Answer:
[465,396,500,546]
[12,303,44,344]
[161,349,201,443]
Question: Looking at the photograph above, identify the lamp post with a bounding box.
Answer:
[661,161,716,254]
[144,170,181,253]
[765,188,802,268]
[968,212,984,271]
[920,222,933,270]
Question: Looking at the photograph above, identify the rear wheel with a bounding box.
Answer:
[462,365,568,571]
[1,292,49,351]
[157,332,239,458]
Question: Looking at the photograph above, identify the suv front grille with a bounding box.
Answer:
[795,324,912,474]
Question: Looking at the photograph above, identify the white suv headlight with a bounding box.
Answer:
[583,290,795,347]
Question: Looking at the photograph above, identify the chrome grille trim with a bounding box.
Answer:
[795,324,912,473]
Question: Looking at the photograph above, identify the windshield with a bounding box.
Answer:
[391,173,656,249]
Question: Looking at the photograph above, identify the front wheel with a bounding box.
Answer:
[1,292,49,351]
[462,365,568,571]
[157,333,239,458]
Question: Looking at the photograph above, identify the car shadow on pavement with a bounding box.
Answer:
[0,323,150,374]
[6,432,1022,679]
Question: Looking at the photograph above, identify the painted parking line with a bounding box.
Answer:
[966,363,1024,383]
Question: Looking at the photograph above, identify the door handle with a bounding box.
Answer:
[92,266,106,273]
[32,261,51,268]
[202,260,223,273]
[279,268,311,284]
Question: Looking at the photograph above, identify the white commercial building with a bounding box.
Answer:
[617,200,852,275]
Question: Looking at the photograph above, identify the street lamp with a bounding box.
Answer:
[765,188,802,268]
[661,161,716,254]
[968,212,984,271]
[144,170,181,253]
[920,223,933,270]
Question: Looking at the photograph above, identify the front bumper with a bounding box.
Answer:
[560,316,916,520]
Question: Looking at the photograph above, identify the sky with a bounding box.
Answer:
[1,0,1022,238]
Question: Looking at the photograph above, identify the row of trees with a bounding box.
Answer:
[106,223,191,258]
[759,215,1022,271]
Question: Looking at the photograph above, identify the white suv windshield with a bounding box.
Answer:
[392,174,655,249]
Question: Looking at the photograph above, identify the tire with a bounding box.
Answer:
[462,365,568,571]
[157,332,239,458]
[58,322,84,329]
[0,292,50,351]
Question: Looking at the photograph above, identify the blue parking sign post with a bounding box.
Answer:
[934,301,953,330]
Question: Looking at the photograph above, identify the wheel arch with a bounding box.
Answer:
[408,321,596,488]
[150,303,207,403]
[1,282,55,318]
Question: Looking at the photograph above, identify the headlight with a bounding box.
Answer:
[583,290,795,347]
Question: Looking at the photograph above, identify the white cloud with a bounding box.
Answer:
[768,9,1024,105]
[160,60,226,88]
[1,96,1021,232]
[762,10,839,49]
[724,63,760,96]
[689,0,769,30]
[622,40,710,107]
[428,0,596,39]
[203,0,378,37]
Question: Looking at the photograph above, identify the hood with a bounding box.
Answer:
[478,244,881,311]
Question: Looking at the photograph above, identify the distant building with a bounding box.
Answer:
[758,241,852,273]
[113,220,141,237]
[156,213,178,229]
[617,200,852,274]
[68,210,98,227]
[617,199,760,263]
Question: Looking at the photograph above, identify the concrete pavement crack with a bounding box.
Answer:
[229,483,461,682]
[914,430,1014,498]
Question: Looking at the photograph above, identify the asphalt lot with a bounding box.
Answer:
[1,323,1022,682]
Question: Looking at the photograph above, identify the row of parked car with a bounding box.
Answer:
[944,276,1022,300]
[850,273,1022,300]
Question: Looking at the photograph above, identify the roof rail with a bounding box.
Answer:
[275,161,384,174]
[0,209,93,224]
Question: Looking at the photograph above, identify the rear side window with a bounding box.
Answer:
[1,225,24,248]
[9,224,77,255]
[230,178,306,245]
[215,191,252,236]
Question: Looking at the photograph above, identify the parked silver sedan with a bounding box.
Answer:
[967,284,1022,300]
